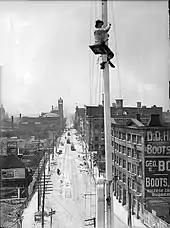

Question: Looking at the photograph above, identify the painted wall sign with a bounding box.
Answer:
[145,129,170,197]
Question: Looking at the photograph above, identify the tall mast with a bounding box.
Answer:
[101,1,114,228]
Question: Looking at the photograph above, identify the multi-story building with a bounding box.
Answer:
[85,105,105,171]
[111,113,170,222]
[41,97,65,130]
[84,99,163,172]
[74,106,86,135]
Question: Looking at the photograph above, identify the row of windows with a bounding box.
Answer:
[116,170,142,192]
[111,130,142,145]
[115,157,142,176]
[113,143,142,160]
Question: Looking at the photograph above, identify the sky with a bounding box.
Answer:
[0,0,169,117]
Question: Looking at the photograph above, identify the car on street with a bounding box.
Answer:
[67,138,71,144]
[71,144,75,151]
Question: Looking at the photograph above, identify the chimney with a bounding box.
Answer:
[148,114,163,127]
[115,99,123,108]
[19,113,21,119]
[11,116,13,129]
[52,105,53,110]
[137,102,141,108]
[102,93,104,106]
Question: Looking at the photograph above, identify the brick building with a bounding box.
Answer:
[111,113,170,222]
[82,99,170,221]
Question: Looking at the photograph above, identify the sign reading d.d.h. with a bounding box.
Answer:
[145,129,170,198]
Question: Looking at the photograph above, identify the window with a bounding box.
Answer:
[137,166,140,176]
[132,164,136,174]
[132,179,136,190]
[132,149,135,158]
[95,136,98,141]
[127,134,131,142]
[118,157,122,166]
[137,135,142,144]
[112,141,114,146]
[127,147,131,157]
[136,150,141,159]
[132,135,136,143]
[119,171,122,180]
[123,160,126,169]
[116,156,119,164]
[119,145,122,153]
[118,132,122,140]
[122,133,126,141]
[127,177,131,188]
[137,184,141,193]
[122,146,126,154]
[123,173,126,183]
[127,162,131,172]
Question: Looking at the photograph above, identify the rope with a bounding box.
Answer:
[98,67,102,105]
[110,0,123,99]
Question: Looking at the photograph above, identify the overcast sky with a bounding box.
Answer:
[0,1,169,116]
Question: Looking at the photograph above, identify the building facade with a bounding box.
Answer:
[0,153,32,200]
[84,100,163,173]
[111,114,170,222]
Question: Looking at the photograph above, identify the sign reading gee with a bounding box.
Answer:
[145,129,170,198]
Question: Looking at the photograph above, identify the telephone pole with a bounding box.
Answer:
[41,149,46,228]
[37,131,41,211]
[101,1,114,228]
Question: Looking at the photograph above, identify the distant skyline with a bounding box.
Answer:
[0,1,169,116]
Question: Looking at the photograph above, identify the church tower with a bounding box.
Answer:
[58,97,63,118]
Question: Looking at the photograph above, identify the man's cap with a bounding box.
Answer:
[95,20,104,27]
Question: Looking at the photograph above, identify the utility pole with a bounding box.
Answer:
[127,177,132,228]
[41,149,46,228]
[101,1,114,228]
[52,131,55,160]
[37,131,41,211]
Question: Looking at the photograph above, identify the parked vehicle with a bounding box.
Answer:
[71,144,75,151]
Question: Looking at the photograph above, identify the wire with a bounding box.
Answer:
[98,67,102,105]
[110,0,123,99]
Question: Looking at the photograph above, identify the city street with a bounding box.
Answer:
[22,129,147,228]
[22,130,96,228]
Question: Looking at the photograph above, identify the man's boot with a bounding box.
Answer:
[100,61,107,69]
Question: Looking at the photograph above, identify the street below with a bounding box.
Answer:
[22,128,146,228]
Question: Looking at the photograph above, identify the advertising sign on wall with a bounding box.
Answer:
[145,129,170,198]
[1,168,25,179]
